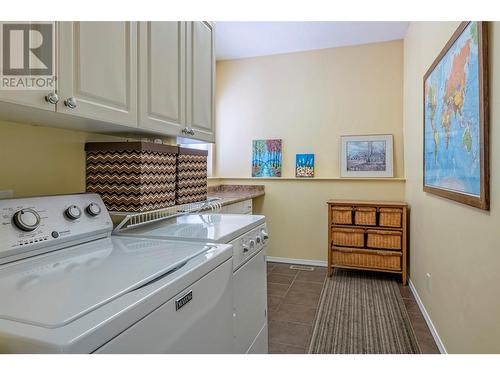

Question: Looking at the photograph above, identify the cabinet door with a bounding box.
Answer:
[138,22,185,135]
[57,22,137,127]
[221,200,253,214]
[186,21,215,142]
[0,89,56,111]
[0,22,57,111]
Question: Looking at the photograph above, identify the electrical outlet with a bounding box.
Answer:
[0,190,13,199]
[425,273,432,293]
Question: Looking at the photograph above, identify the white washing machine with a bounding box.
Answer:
[0,194,234,353]
[117,213,269,354]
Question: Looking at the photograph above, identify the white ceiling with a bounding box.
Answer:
[215,22,409,61]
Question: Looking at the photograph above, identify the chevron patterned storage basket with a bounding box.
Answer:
[176,147,208,205]
[85,142,178,212]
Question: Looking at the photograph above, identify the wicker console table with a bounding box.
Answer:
[327,200,408,285]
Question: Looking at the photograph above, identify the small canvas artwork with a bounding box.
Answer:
[341,135,393,178]
[295,154,315,177]
[252,139,282,177]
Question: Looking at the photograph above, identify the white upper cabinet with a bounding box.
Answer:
[186,22,215,142]
[138,22,185,134]
[57,22,138,127]
[138,21,215,142]
[0,22,215,141]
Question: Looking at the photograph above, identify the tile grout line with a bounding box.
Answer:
[267,265,327,354]
[269,271,325,283]
[268,272,306,350]
[269,271,324,351]
[274,270,300,313]
[270,320,316,328]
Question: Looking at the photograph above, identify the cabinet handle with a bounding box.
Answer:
[64,97,77,109]
[45,92,59,104]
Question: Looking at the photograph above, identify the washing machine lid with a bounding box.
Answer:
[122,214,266,243]
[0,236,215,329]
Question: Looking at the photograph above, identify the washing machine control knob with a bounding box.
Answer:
[13,209,41,232]
[242,243,249,253]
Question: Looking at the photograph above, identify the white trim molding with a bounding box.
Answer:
[266,256,327,268]
[408,279,447,354]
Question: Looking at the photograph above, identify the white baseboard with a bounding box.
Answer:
[266,256,327,268]
[408,279,447,354]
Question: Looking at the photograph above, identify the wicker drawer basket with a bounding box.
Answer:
[332,248,401,271]
[354,207,377,226]
[332,228,364,248]
[331,206,352,225]
[366,229,401,250]
[379,207,402,227]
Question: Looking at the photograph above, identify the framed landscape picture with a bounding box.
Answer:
[340,134,394,178]
[423,21,489,210]
[252,139,282,177]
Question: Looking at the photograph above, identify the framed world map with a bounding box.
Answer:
[423,21,489,210]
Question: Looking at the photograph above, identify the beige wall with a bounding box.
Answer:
[216,40,405,178]
[220,179,405,262]
[0,120,135,197]
[215,41,406,262]
[404,22,500,353]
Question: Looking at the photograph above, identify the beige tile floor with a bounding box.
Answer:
[266,262,440,354]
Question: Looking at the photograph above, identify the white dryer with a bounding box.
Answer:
[0,194,234,353]
[117,213,269,354]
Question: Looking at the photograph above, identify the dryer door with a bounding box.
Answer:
[233,247,268,353]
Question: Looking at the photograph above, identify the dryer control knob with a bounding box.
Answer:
[261,230,269,241]
[65,205,82,220]
[86,203,102,217]
[249,239,255,248]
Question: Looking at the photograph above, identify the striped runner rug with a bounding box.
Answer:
[308,269,420,354]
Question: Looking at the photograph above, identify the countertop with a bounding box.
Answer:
[208,185,265,206]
